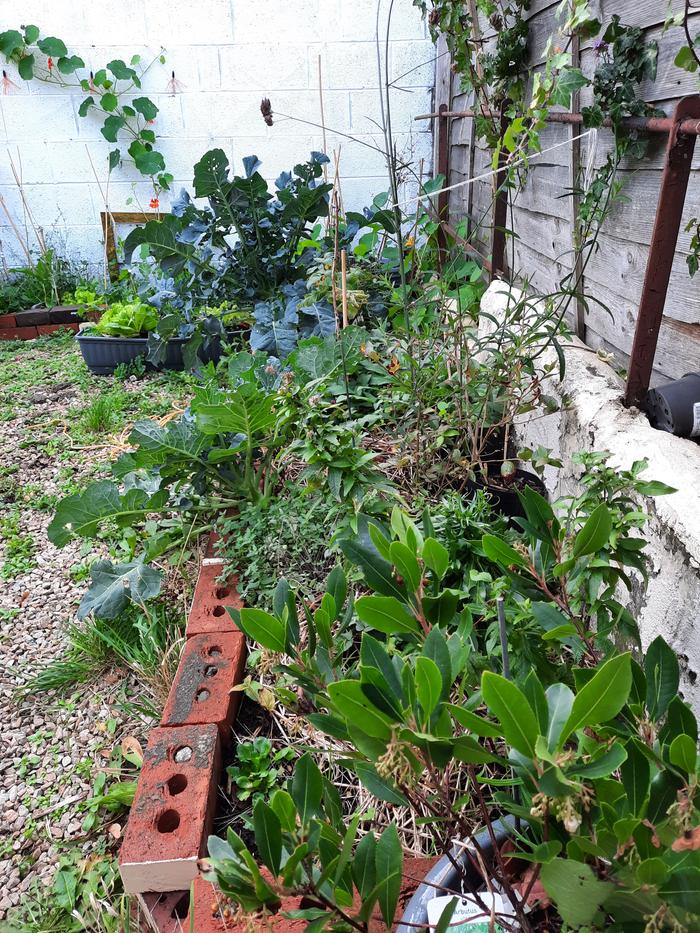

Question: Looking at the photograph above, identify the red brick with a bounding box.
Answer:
[0,326,37,340]
[203,529,223,563]
[119,723,221,894]
[186,563,242,638]
[138,889,190,933]
[0,314,16,328]
[37,323,79,335]
[161,632,246,743]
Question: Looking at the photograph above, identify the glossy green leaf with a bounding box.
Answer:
[374,825,402,925]
[238,608,286,654]
[338,537,406,601]
[669,734,697,776]
[645,636,679,720]
[56,54,84,74]
[253,799,282,875]
[415,656,443,719]
[636,858,669,886]
[481,534,527,568]
[290,753,323,826]
[132,95,158,121]
[355,595,419,636]
[422,537,449,580]
[558,653,631,747]
[573,742,627,779]
[621,742,651,817]
[572,504,612,557]
[446,703,501,738]
[269,790,296,832]
[17,54,34,80]
[327,681,393,738]
[389,541,421,591]
[482,672,539,758]
[37,36,67,57]
[540,859,612,928]
[659,868,700,913]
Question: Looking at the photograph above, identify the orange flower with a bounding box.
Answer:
[149,197,159,210]
[47,57,53,71]
[405,236,415,248]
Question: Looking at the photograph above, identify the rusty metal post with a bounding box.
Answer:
[624,95,700,407]
[436,103,450,266]
[490,103,509,280]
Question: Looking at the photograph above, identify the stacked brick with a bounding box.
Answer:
[118,534,246,928]
[0,307,81,340]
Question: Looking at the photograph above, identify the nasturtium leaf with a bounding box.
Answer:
[132,95,158,121]
[23,25,40,44]
[78,95,94,117]
[101,92,119,112]
[252,799,282,875]
[37,36,67,57]
[644,635,679,720]
[77,559,162,620]
[540,859,612,928]
[133,148,166,176]
[481,534,527,568]
[354,595,418,636]
[57,54,84,74]
[238,608,286,654]
[481,671,539,758]
[17,54,34,80]
[0,30,24,57]
[558,653,631,747]
[108,148,121,171]
[290,753,323,825]
[572,503,612,557]
[107,58,137,80]
[101,115,126,142]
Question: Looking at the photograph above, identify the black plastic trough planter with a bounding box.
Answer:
[396,819,515,933]
[646,372,700,438]
[469,469,549,521]
[76,333,221,375]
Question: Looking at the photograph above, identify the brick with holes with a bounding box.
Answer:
[185,562,243,638]
[160,632,246,743]
[119,723,220,894]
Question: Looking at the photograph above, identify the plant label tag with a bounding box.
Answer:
[691,402,700,438]
[426,892,516,931]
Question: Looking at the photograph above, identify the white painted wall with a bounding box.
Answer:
[482,282,700,710]
[0,0,433,271]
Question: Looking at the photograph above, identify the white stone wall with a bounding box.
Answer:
[481,282,700,710]
[0,0,433,270]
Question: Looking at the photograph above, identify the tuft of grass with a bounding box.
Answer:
[0,512,36,580]
[22,601,185,704]
[79,390,127,434]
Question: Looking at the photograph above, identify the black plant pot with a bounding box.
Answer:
[396,819,515,932]
[646,372,700,438]
[470,469,549,520]
[76,333,221,375]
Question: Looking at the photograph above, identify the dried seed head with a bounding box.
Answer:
[260,98,273,126]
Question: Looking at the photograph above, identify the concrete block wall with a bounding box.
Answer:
[0,0,433,271]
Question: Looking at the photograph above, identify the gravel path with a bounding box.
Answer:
[0,335,188,921]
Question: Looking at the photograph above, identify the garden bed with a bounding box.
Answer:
[0,306,82,341]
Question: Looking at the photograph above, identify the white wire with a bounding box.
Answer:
[398,128,594,210]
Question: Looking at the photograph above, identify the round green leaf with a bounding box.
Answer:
[37,36,67,57]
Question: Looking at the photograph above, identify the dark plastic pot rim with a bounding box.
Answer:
[76,332,192,345]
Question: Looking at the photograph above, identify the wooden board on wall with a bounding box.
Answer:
[442,1,700,384]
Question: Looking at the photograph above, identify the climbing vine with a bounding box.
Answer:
[0,25,171,194]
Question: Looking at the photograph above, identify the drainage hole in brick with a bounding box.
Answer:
[157,810,181,833]
[207,645,222,657]
[167,774,188,796]
[204,665,219,678]
[215,587,230,599]
[196,688,210,702]
[171,893,189,919]
[212,605,226,617]
[173,745,192,763]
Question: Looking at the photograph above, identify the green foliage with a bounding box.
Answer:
[217,489,340,611]
[0,512,35,580]
[0,26,170,189]
[0,249,86,311]
[90,300,159,337]
[226,737,295,806]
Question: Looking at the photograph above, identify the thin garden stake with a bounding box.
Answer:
[339,249,353,420]
[497,596,510,681]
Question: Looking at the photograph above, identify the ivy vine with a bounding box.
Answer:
[0,25,171,194]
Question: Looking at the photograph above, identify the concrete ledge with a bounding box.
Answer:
[481,282,700,705]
